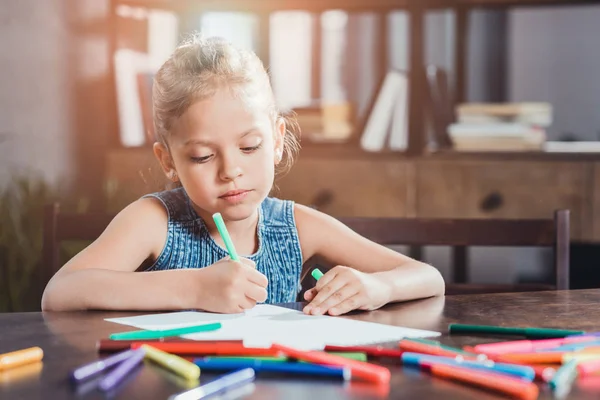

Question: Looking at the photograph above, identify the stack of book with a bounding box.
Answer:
[448,102,552,151]
[292,101,354,143]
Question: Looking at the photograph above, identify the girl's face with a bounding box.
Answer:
[155,88,285,223]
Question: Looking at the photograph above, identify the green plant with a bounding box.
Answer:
[0,175,57,312]
[0,170,162,312]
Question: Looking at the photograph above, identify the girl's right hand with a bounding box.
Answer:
[193,257,268,313]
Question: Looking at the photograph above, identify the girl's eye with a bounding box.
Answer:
[190,155,212,163]
[241,143,262,153]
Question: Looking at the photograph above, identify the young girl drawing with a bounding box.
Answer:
[42,36,444,315]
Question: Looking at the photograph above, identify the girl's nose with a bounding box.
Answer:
[219,153,243,181]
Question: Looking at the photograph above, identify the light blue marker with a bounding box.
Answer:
[401,352,535,382]
[169,368,255,400]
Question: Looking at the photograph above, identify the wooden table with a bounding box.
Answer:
[3,290,600,399]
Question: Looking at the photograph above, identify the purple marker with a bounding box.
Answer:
[71,349,136,382]
[98,348,146,392]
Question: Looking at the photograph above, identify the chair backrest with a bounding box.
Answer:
[41,203,114,292]
[42,203,570,296]
[337,210,570,290]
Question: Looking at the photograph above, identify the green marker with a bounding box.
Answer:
[212,212,239,261]
[311,268,324,281]
[448,323,584,339]
[110,322,222,341]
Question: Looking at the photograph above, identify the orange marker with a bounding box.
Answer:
[430,363,539,400]
[399,340,476,358]
[0,347,44,371]
[465,346,556,382]
[497,352,565,364]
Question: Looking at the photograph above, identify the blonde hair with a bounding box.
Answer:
[152,35,300,175]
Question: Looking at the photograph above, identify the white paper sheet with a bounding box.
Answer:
[105,305,440,350]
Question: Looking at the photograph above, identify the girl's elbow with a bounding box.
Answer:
[41,288,56,311]
[430,266,446,296]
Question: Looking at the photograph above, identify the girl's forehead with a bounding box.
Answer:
[172,90,272,142]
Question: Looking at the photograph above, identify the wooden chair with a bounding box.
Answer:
[42,202,570,297]
[41,203,114,293]
[301,210,570,296]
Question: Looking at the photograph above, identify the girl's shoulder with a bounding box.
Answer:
[142,187,198,222]
[260,197,297,229]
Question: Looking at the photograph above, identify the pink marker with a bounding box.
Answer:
[474,336,597,355]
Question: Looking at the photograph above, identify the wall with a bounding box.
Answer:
[0,1,72,188]
[508,5,600,141]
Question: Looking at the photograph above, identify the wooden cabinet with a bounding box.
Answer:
[414,160,591,240]
[276,158,411,217]
[105,149,599,242]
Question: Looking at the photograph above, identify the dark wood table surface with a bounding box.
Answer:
[3,289,600,399]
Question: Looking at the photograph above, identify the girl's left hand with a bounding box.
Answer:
[302,266,391,316]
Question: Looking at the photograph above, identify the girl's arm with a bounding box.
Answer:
[41,198,186,311]
[295,204,445,316]
[42,198,268,312]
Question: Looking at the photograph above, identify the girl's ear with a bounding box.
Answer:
[153,142,178,181]
[274,117,286,165]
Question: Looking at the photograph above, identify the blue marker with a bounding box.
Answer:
[538,340,600,352]
[193,358,350,380]
[402,352,535,382]
[169,368,255,400]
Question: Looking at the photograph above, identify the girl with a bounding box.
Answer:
[42,36,444,315]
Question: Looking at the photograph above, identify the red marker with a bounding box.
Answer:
[324,345,404,358]
[272,344,390,384]
[128,342,282,357]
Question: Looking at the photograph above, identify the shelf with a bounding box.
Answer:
[456,0,600,7]
[427,149,600,162]
[114,0,600,12]
[114,0,411,13]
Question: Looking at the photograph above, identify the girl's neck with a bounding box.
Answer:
[195,205,261,256]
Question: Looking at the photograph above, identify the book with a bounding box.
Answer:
[456,102,552,127]
[360,70,408,152]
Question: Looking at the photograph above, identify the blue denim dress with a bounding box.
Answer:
[143,187,303,303]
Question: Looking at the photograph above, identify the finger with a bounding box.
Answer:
[245,269,268,288]
[313,284,360,316]
[245,283,268,303]
[304,288,316,301]
[327,294,363,316]
[314,268,339,292]
[302,289,317,314]
[239,296,257,310]
[239,257,256,269]
[307,276,349,315]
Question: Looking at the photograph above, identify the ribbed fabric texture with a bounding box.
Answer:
[143,187,303,304]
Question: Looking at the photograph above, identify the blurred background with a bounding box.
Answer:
[1,0,600,312]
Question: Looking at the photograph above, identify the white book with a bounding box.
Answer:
[114,49,153,147]
[389,72,409,151]
[360,70,406,152]
[448,122,543,137]
[458,113,552,127]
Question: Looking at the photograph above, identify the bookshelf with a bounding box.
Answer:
[104,0,600,243]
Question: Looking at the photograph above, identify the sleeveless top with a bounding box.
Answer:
[143,187,304,304]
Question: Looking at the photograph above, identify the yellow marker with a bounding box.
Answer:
[0,347,44,372]
[563,352,600,363]
[140,344,200,380]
